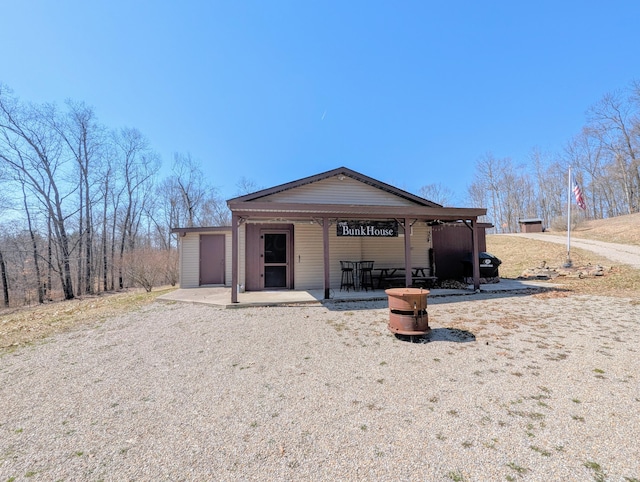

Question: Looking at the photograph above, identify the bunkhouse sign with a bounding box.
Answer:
[337,220,399,237]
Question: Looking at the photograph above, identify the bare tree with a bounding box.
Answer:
[0,172,10,307]
[0,84,189,305]
[172,152,207,227]
[200,194,231,226]
[235,176,261,196]
[112,127,160,289]
[470,153,512,232]
[530,149,567,228]
[151,153,231,249]
[0,87,75,299]
[56,100,105,295]
[0,246,8,307]
[469,153,545,233]
[150,176,181,250]
[418,183,454,206]
[587,89,640,213]
[103,146,120,291]
[19,181,44,303]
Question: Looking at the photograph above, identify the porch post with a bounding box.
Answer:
[403,217,412,287]
[323,216,330,299]
[231,213,239,303]
[471,218,480,291]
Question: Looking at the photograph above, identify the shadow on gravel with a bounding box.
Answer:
[395,327,476,344]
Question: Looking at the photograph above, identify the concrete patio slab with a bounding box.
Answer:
[156,278,558,308]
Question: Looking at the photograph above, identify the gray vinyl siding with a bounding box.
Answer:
[292,221,432,290]
[362,223,432,275]
[293,224,324,290]
[180,233,200,288]
[261,176,419,207]
[329,231,365,290]
[179,230,234,288]
[181,223,431,291]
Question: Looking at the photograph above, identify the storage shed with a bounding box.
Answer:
[519,218,544,233]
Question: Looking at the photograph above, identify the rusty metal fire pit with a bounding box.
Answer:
[385,287,430,335]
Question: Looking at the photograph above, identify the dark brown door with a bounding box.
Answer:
[200,234,225,285]
[262,231,289,289]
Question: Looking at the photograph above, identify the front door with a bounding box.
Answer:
[262,231,289,289]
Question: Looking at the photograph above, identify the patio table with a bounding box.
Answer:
[373,267,434,288]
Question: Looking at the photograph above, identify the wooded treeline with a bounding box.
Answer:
[465,80,640,233]
[2,79,639,307]
[0,84,229,307]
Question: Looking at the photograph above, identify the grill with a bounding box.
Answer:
[385,288,430,336]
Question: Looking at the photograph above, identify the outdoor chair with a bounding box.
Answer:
[340,261,355,291]
[359,260,375,291]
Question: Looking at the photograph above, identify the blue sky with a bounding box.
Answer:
[1,1,639,204]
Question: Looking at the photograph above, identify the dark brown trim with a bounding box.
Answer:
[322,217,330,299]
[246,224,294,291]
[403,218,412,287]
[231,215,239,303]
[472,220,480,290]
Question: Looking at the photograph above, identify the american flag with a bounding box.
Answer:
[572,174,586,210]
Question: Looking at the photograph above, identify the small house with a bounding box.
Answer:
[172,167,488,303]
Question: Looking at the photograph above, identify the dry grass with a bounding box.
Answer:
[485,236,606,279]
[487,211,640,298]
[568,212,640,246]
[486,231,640,299]
[0,287,176,353]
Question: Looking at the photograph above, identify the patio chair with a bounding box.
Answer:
[340,261,355,291]
[359,260,375,291]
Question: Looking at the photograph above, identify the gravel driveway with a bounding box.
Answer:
[1,291,639,481]
[505,233,640,269]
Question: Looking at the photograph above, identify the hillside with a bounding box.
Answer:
[486,213,640,298]
[570,212,640,246]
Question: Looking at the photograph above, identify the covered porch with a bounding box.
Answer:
[229,203,487,303]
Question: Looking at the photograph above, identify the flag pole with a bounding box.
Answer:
[564,166,572,268]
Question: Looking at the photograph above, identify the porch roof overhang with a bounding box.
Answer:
[228,201,486,221]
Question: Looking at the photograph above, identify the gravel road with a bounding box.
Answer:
[1,291,639,481]
[505,233,640,269]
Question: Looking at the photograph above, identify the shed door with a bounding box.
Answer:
[200,234,225,285]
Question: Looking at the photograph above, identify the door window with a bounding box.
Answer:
[263,232,288,288]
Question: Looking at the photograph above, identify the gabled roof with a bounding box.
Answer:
[226,166,443,208]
